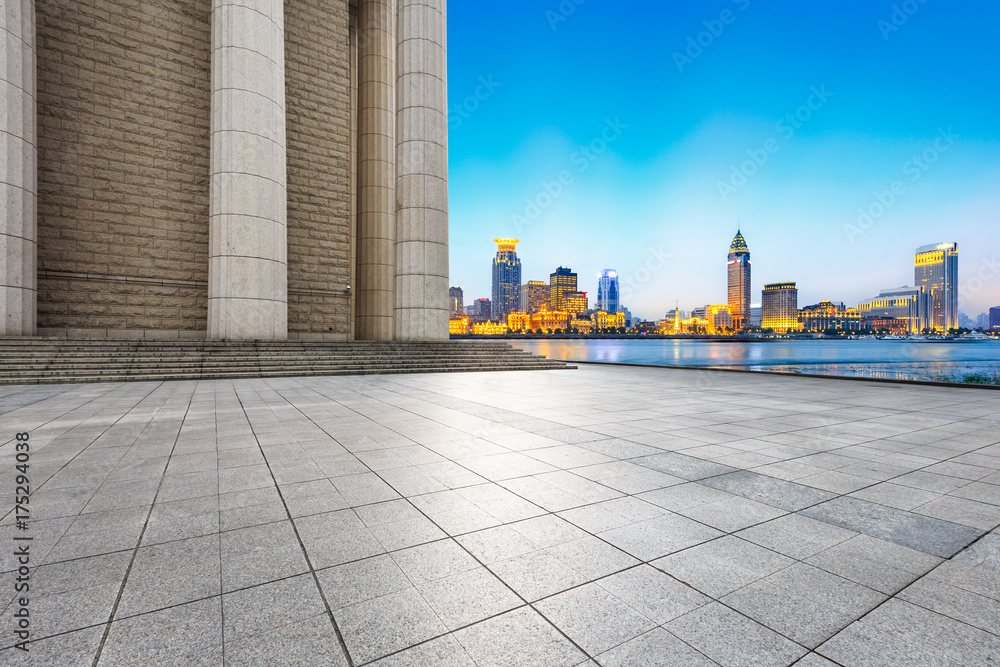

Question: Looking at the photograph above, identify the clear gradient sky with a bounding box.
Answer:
[445,0,1000,320]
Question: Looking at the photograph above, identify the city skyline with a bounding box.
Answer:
[446,1,999,317]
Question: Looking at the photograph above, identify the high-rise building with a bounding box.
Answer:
[521,281,550,314]
[856,286,928,333]
[761,282,799,332]
[448,287,464,317]
[549,267,577,310]
[727,231,751,330]
[990,307,1000,331]
[597,270,620,313]
[492,239,522,321]
[915,243,959,332]
[563,291,588,316]
[473,298,491,323]
[749,306,762,327]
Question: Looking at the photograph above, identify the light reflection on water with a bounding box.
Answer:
[506,339,1000,382]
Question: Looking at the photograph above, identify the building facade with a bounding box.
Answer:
[449,287,464,317]
[520,281,549,314]
[473,298,491,322]
[562,291,588,316]
[991,307,1000,331]
[1,0,449,341]
[597,270,620,313]
[915,243,959,332]
[549,267,577,311]
[856,286,928,334]
[727,231,751,329]
[705,305,733,333]
[491,239,521,321]
[798,301,862,332]
[761,282,799,332]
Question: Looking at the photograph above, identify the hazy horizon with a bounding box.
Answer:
[446,0,999,320]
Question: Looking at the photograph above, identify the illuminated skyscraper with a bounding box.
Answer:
[914,243,959,332]
[563,291,588,316]
[597,270,620,313]
[727,230,751,329]
[448,287,463,317]
[761,282,799,332]
[521,281,549,313]
[549,267,577,310]
[492,239,522,321]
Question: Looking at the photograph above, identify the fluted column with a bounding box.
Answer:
[394,0,448,341]
[208,0,288,340]
[1,0,36,336]
[356,0,397,341]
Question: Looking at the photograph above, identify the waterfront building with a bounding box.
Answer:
[595,311,626,330]
[507,312,531,333]
[856,287,928,334]
[861,317,909,335]
[915,243,959,331]
[473,298,491,323]
[749,306,762,327]
[472,321,507,335]
[563,291,589,316]
[762,283,800,332]
[492,239,522,321]
[449,317,470,335]
[570,319,594,334]
[521,281,550,314]
[798,301,862,332]
[530,308,570,332]
[449,287,464,317]
[597,270,621,313]
[991,307,1000,331]
[727,231,752,329]
[705,305,733,333]
[549,267,577,310]
[1,0,449,342]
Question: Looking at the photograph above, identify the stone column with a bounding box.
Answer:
[394,0,448,341]
[356,0,397,341]
[1,0,36,336]
[208,0,288,340]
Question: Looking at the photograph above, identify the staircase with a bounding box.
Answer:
[0,339,575,385]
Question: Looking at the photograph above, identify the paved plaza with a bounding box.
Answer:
[2,364,1000,666]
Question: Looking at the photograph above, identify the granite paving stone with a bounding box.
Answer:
[3,366,1000,664]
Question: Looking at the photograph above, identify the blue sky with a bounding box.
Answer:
[446,0,1000,320]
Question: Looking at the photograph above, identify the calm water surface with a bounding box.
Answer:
[507,339,1000,382]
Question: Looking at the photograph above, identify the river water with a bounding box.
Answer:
[507,338,1000,383]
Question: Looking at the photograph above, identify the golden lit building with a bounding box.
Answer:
[449,317,470,335]
[570,318,593,334]
[520,281,550,314]
[798,301,861,332]
[563,291,589,316]
[728,230,751,329]
[594,311,626,329]
[472,321,507,335]
[761,283,801,332]
[549,267,577,310]
[530,307,570,332]
[914,243,958,331]
[705,305,733,334]
[507,312,531,332]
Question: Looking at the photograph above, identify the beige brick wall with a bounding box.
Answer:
[285,0,354,336]
[35,0,212,334]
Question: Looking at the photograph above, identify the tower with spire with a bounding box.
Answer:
[727,229,751,330]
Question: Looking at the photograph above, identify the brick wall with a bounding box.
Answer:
[35,0,212,335]
[285,0,354,337]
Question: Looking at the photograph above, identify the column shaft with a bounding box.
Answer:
[1,0,37,336]
[394,0,448,341]
[356,0,397,341]
[208,0,288,340]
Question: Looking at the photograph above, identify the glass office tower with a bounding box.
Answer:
[597,270,620,313]
[491,239,522,321]
[914,243,958,332]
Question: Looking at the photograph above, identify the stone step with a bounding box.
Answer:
[0,339,573,384]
